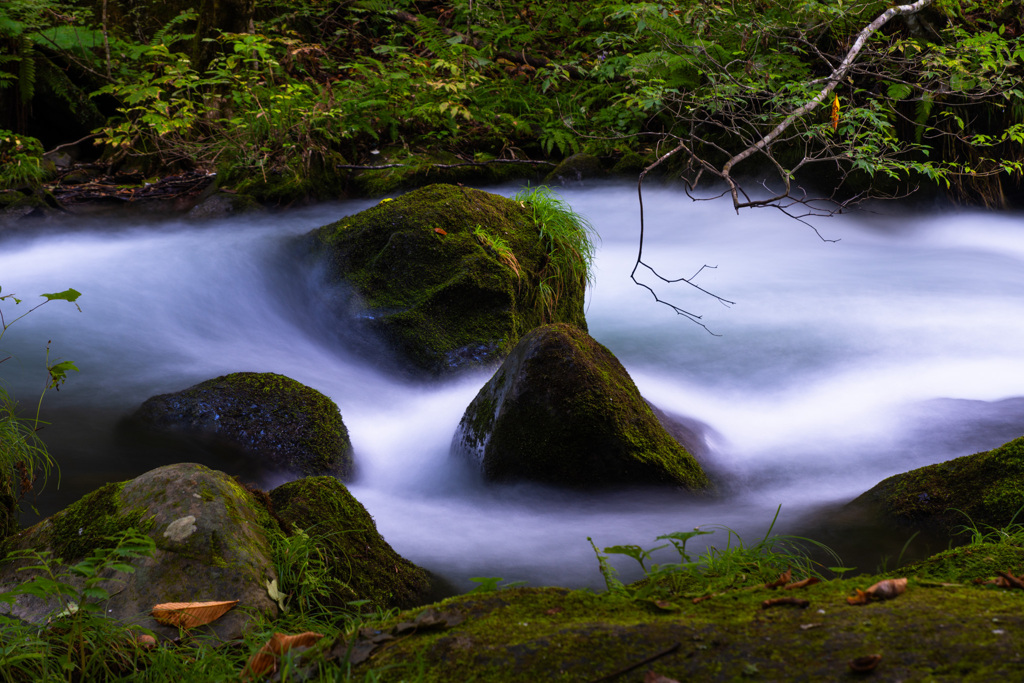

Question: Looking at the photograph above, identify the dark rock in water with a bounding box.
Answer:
[308,183,589,375]
[847,435,1024,536]
[0,463,279,641]
[186,191,264,220]
[269,476,433,610]
[453,323,710,490]
[129,372,352,479]
[544,153,605,185]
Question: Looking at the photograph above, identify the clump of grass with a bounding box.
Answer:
[472,225,521,279]
[513,185,597,322]
[590,506,846,601]
[950,504,1024,546]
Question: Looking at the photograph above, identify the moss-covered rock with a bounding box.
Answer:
[543,153,605,185]
[129,372,352,479]
[309,184,589,375]
[352,147,543,197]
[0,463,281,640]
[269,476,432,610]
[848,435,1024,536]
[453,323,709,490]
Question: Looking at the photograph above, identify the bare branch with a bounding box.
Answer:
[720,0,936,210]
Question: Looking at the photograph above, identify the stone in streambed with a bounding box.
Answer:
[0,463,279,640]
[128,372,352,479]
[847,435,1024,536]
[307,183,589,375]
[453,323,710,489]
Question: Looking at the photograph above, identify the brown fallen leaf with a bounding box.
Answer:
[762,597,809,609]
[433,228,447,236]
[996,571,1024,590]
[135,634,157,649]
[784,577,821,590]
[243,631,324,680]
[151,600,239,629]
[765,569,793,589]
[644,670,681,683]
[846,578,907,605]
[849,654,882,673]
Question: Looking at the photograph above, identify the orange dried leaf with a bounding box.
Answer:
[866,577,907,600]
[433,228,447,236]
[151,600,238,629]
[847,577,907,605]
[784,577,821,590]
[846,589,870,606]
[765,569,792,589]
[243,631,324,680]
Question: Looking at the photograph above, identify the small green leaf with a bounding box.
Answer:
[266,578,289,612]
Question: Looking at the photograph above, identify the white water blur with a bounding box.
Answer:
[2,185,1023,589]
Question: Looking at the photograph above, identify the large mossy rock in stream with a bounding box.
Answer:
[128,372,353,479]
[308,183,589,375]
[269,476,433,610]
[453,323,709,489]
[847,435,1024,536]
[0,463,280,640]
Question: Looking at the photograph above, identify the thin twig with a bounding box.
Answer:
[588,642,682,683]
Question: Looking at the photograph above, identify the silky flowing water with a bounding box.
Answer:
[2,184,1023,589]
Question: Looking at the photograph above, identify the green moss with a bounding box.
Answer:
[350,576,1024,682]
[269,476,431,610]
[353,148,543,197]
[135,372,351,477]
[899,542,1024,583]
[857,436,1024,534]
[41,482,150,562]
[311,184,588,374]
[464,323,708,490]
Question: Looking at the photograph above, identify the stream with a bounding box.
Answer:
[2,182,1023,590]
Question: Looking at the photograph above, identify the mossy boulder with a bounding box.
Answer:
[269,476,433,610]
[352,147,542,197]
[129,372,352,479]
[848,435,1024,536]
[453,323,709,489]
[543,153,605,185]
[0,463,281,640]
[309,184,589,375]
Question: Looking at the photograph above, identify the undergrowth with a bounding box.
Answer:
[590,506,848,602]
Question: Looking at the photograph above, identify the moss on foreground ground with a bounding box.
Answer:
[235,541,1024,682]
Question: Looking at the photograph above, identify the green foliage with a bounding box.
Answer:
[270,524,337,624]
[951,504,1024,546]
[0,130,47,189]
[0,285,81,532]
[591,507,845,602]
[467,576,527,593]
[0,529,156,682]
[513,185,597,322]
